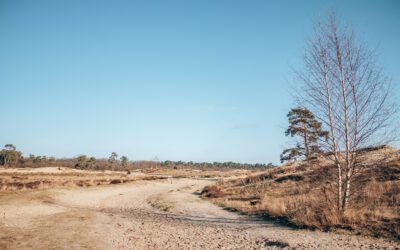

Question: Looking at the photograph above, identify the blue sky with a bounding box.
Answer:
[0,0,399,163]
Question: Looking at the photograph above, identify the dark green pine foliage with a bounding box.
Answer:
[280,108,328,163]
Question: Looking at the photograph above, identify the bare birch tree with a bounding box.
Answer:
[297,13,397,213]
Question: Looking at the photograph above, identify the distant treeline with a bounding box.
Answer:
[161,160,274,170]
[0,144,274,171]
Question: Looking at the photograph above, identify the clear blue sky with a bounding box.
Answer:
[1,0,399,163]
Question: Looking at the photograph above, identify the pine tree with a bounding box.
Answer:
[120,156,129,167]
[281,108,328,162]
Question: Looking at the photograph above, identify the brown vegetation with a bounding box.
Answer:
[0,165,250,192]
[201,146,400,239]
[0,167,163,191]
[141,168,252,179]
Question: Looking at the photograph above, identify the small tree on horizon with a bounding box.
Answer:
[120,156,128,167]
[108,152,119,170]
[0,144,22,167]
[75,155,88,169]
[281,107,328,163]
[109,152,118,162]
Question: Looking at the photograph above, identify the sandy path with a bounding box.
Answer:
[0,178,399,249]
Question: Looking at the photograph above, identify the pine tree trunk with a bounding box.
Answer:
[304,124,309,161]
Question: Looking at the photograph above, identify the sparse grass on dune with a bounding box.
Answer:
[202,146,400,239]
[0,167,163,191]
[141,168,252,178]
[0,166,248,192]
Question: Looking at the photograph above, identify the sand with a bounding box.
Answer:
[0,178,399,249]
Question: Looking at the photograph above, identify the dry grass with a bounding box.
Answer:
[147,193,176,212]
[142,168,252,178]
[202,146,400,239]
[0,166,249,192]
[0,167,163,191]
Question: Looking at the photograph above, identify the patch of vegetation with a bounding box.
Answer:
[202,147,400,239]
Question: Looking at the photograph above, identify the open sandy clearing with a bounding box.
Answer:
[0,178,399,249]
